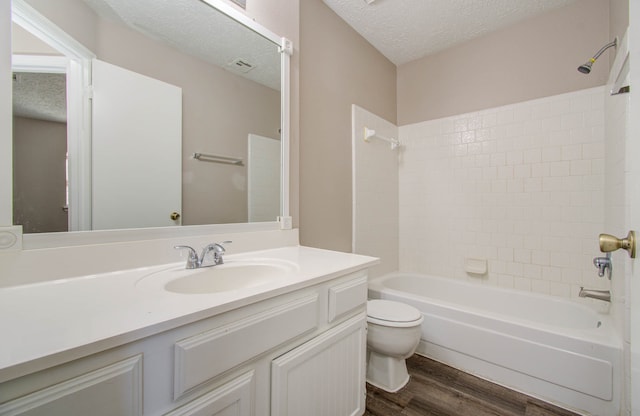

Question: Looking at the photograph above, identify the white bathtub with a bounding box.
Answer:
[368,272,622,416]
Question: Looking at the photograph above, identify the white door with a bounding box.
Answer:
[271,315,367,416]
[247,134,280,222]
[91,59,182,230]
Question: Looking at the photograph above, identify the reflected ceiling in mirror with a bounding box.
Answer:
[82,0,280,90]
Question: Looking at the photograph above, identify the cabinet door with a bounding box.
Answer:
[271,314,367,416]
[165,371,254,416]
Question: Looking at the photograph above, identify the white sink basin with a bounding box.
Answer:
[136,259,299,294]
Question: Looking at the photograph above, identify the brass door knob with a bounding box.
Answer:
[599,231,636,258]
[170,212,181,221]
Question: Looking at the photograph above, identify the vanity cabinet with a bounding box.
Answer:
[0,271,369,416]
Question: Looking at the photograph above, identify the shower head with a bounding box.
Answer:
[577,60,594,74]
[577,38,617,74]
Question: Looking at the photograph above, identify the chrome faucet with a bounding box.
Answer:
[579,287,611,302]
[174,241,231,269]
[593,252,612,279]
[201,242,230,266]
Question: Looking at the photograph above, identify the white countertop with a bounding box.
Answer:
[0,246,378,382]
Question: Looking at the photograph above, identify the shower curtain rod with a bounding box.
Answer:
[364,127,399,150]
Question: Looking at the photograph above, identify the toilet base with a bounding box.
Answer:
[366,350,410,393]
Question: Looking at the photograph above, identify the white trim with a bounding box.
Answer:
[199,0,282,45]
[67,58,92,232]
[11,54,67,73]
[23,221,282,250]
[351,105,357,254]
[280,37,291,219]
[12,0,95,59]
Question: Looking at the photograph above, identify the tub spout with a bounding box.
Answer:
[579,287,611,302]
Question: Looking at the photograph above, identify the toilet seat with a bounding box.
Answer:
[367,299,423,328]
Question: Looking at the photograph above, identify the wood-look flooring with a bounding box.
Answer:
[364,354,582,416]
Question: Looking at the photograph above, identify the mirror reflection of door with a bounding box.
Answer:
[91,59,182,230]
[247,134,280,222]
[12,71,69,233]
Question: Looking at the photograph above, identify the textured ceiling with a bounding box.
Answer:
[81,0,281,90]
[12,0,280,124]
[13,73,67,123]
[322,0,578,65]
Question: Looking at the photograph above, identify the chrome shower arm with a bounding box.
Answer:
[577,38,618,74]
[591,39,617,61]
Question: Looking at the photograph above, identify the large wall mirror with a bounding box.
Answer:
[8,0,290,240]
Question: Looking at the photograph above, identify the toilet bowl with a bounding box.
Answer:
[366,299,423,392]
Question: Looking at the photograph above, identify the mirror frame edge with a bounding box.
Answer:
[3,0,292,250]
[1,1,12,228]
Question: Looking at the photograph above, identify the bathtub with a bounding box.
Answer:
[368,272,622,416]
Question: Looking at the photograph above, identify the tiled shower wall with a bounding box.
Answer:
[398,87,607,299]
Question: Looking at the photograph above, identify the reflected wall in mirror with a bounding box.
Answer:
[11,0,284,234]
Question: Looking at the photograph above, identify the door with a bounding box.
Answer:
[247,133,280,222]
[91,59,182,230]
[271,314,367,416]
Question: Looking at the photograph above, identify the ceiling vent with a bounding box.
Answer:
[228,58,256,74]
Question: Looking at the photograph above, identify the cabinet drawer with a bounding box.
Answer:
[328,273,368,323]
[165,371,254,416]
[174,294,318,398]
[0,355,143,416]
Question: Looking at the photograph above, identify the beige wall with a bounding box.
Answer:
[13,116,68,233]
[12,24,61,55]
[610,0,629,53]
[22,0,99,52]
[397,0,610,125]
[299,0,397,252]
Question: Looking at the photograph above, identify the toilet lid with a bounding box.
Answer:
[367,299,422,323]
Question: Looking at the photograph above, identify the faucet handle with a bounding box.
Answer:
[200,241,232,266]
[212,241,232,264]
[592,253,612,279]
[174,245,199,269]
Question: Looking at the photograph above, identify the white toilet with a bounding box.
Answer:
[366,299,424,392]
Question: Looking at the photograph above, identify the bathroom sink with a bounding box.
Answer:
[136,259,299,294]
